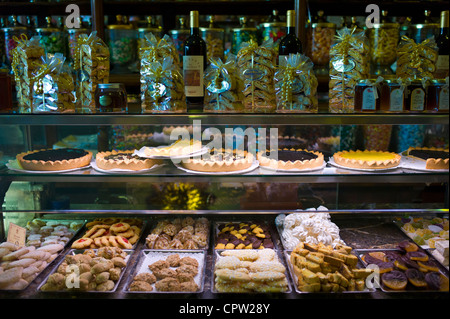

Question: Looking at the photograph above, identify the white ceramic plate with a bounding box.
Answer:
[6,160,90,174]
[175,160,259,175]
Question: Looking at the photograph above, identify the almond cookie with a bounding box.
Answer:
[72,238,93,249]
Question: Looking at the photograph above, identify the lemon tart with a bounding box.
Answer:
[17,148,92,171]
[257,148,324,170]
[96,150,163,171]
[407,147,449,170]
[333,150,401,170]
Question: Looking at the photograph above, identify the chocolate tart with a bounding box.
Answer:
[406,147,449,170]
[96,150,163,171]
[257,148,324,170]
[17,148,92,171]
[333,150,401,170]
[143,139,202,157]
[181,148,254,172]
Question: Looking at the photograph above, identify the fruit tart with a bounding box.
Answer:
[333,150,401,170]
[96,150,163,171]
[16,148,92,171]
[257,148,324,170]
[406,147,449,170]
[181,148,254,172]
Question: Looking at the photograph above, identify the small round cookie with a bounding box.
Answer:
[116,236,133,249]
[72,238,93,249]
[110,223,130,233]
[115,228,134,238]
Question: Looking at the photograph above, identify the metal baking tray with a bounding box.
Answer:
[213,220,278,250]
[356,248,449,293]
[145,217,210,250]
[393,217,449,250]
[123,249,206,294]
[37,248,133,293]
[284,250,375,294]
[211,249,292,294]
[71,218,146,250]
[0,244,64,292]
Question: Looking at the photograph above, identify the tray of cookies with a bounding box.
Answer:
[0,241,65,291]
[38,247,132,293]
[71,217,145,250]
[285,241,376,293]
[213,220,276,250]
[25,218,86,249]
[124,249,206,293]
[357,240,449,293]
[212,249,292,293]
[145,217,210,250]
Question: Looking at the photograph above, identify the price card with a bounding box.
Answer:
[7,223,27,247]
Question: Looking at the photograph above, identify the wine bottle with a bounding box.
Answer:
[183,10,207,112]
[435,10,449,78]
[278,10,302,66]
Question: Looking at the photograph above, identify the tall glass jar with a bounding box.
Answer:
[306,12,336,75]
[260,10,286,48]
[367,22,400,75]
[107,15,137,73]
[200,16,225,62]
[2,16,28,67]
[411,10,439,44]
[137,16,163,57]
[35,17,67,56]
[169,17,190,66]
[67,18,89,63]
[231,17,257,55]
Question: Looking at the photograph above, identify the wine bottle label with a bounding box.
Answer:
[183,55,204,97]
[439,87,449,110]
[436,55,449,71]
[362,87,376,110]
[410,88,425,111]
[278,55,288,67]
[389,89,404,111]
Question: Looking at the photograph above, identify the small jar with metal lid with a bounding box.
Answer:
[95,83,128,113]
[367,11,399,74]
[412,10,439,44]
[2,16,29,66]
[169,17,190,66]
[107,15,137,72]
[231,17,258,55]
[67,18,89,62]
[260,10,286,47]
[306,11,336,70]
[200,16,225,61]
[380,79,406,112]
[35,16,67,56]
[426,79,449,112]
[405,79,428,112]
[137,16,163,56]
[354,79,381,112]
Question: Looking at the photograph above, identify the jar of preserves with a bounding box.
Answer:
[169,17,190,66]
[137,16,163,57]
[260,10,286,48]
[306,11,336,73]
[2,16,28,66]
[200,16,225,61]
[426,79,449,112]
[107,15,137,73]
[354,79,382,112]
[231,17,258,55]
[406,79,428,112]
[95,83,128,113]
[35,17,67,56]
[380,79,406,113]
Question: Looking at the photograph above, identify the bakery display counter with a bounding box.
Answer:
[0,212,448,299]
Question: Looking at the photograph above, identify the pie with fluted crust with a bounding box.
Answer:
[406,147,449,170]
[96,150,163,171]
[333,150,401,170]
[16,148,92,171]
[181,148,254,172]
[143,139,202,157]
[257,148,324,170]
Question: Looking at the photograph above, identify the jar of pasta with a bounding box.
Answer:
[367,22,399,75]
[231,17,258,55]
[2,16,29,66]
[107,15,137,73]
[306,12,336,74]
[169,17,190,66]
[35,17,67,56]
[200,16,225,61]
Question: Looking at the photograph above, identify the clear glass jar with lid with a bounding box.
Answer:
[200,16,225,61]
[137,16,163,56]
[95,83,128,113]
[107,15,137,73]
[2,16,29,66]
[411,10,439,44]
[306,11,336,72]
[35,16,67,56]
[231,17,258,55]
[260,10,286,47]
[169,17,190,66]
[67,18,90,62]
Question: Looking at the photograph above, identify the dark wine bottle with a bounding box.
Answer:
[183,10,207,112]
[435,10,449,78]
[278,10,302,66]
